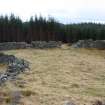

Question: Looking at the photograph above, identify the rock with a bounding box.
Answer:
[0,74,8,83]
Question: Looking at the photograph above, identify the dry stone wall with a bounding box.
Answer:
[0,41,62,50]
[31,41,62,48]
[71,39,105,49]
[0,42,28,50]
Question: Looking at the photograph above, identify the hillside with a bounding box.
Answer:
[0,46,105,105]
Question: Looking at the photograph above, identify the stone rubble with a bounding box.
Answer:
[0,53,30,85]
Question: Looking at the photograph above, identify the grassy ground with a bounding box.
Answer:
[0,46,105,105]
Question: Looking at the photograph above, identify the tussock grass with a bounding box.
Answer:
[0,46,105,105]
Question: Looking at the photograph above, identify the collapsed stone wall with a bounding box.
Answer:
[71,39,105,49]
[0,53,30,85]
[0,41,62,50]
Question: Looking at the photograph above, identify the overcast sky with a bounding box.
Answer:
[0,0,105,23]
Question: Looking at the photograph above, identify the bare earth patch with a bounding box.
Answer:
[0,46,105,105]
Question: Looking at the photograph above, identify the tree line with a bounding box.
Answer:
[0,14,105,43]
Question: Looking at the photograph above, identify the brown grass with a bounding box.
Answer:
[0,64,7,73]
[0,46,105,105]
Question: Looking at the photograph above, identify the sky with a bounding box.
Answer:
[0,0,105,24]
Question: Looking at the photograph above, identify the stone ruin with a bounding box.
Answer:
[71,39,105,49]
[0,41,62,50]
[0,53,30,85]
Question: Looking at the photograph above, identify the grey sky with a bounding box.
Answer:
[0,0,105,23]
